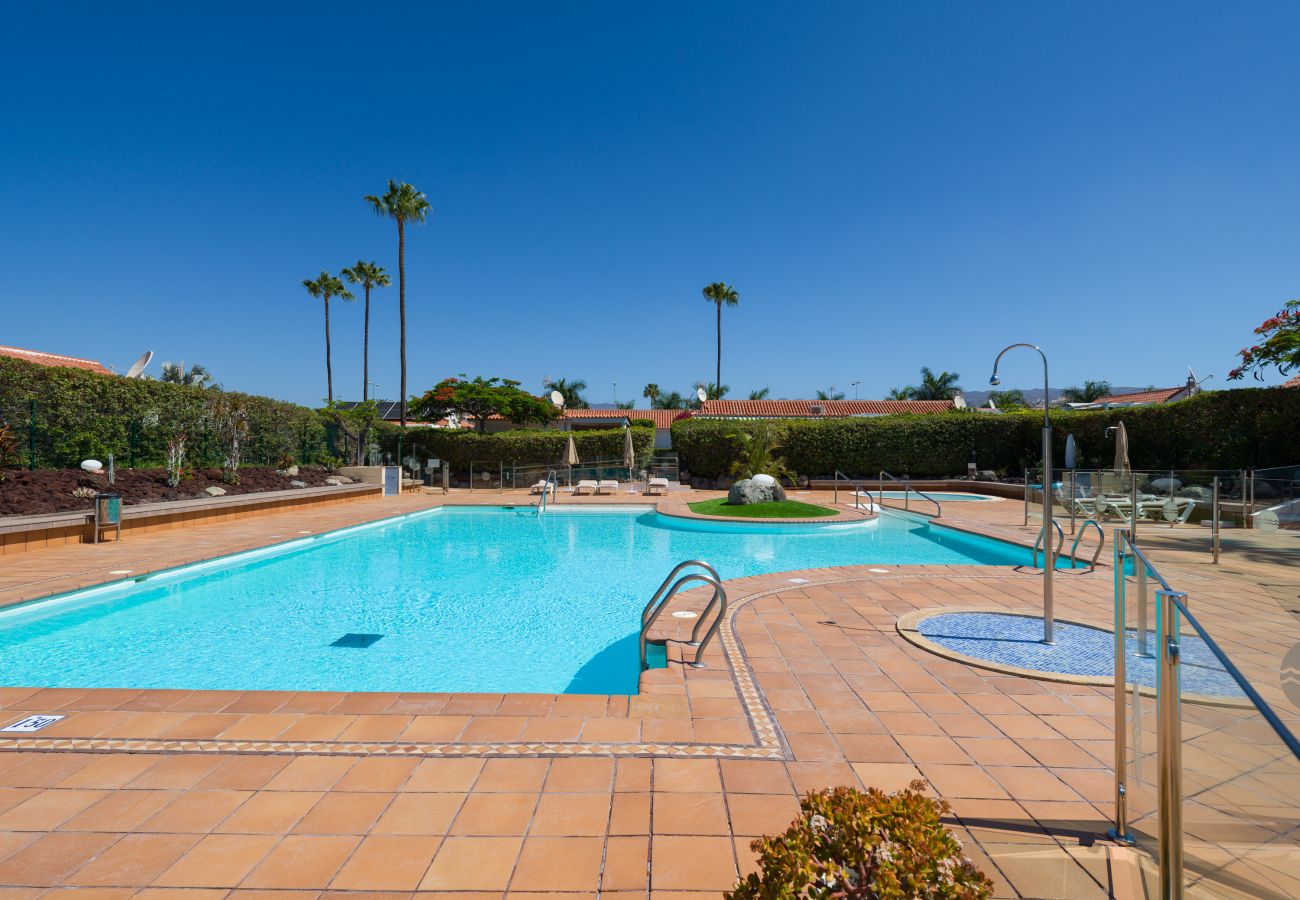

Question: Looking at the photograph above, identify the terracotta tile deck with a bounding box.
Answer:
[0,487,1295,896]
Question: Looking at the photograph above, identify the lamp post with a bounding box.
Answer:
[851,380,861,400]
[990,343,1054,643]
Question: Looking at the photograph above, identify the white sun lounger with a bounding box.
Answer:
[529,480,556,497]
[596,480,619,495]
[575,480,598,495]
[646,477,670,496]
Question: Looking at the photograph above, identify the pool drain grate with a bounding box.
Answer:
[331,633,385,648]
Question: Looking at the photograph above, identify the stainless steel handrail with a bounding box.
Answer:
[639,560,727,670]
[833,470,872,510]
[878,470,942,518]
[1031,518,1065,569]
[1068,518,1104,571]
[536,465,557,515]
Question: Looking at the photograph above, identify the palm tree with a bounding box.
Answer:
[654,390,688,410]
[642,383,660,405]
[748,386,770,400]
[364,181,431,427]
[816,386,846,401]
[887,386,915,400]
[160,362,215,388]
[341,261,391,402]
[303,271,354,405]
[699,381,729,401]
[547,377,589,409]
[702,282,740,391]
[989,389,1026,408]
[1061,380,1112,403]
[910,367,962,401]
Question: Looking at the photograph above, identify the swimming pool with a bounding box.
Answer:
[873,491,999,502]
[0,506,1057,695]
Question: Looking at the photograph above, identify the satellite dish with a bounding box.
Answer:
[124,350,153,379]
[550,390,565,407]
[953,394,967,409]
[696,387,708,403]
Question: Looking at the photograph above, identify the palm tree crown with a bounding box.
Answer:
[364,180,431,427]
[816,386,846,401]
[546,377,589,409]
[160,362,215,388]
[702,281,740,391]
[748,386,770,400]
[642,383,660,404]
[342,261,391,402]
[910,367,962,401]
[1061,380,1112,403]
[303,271,354,405]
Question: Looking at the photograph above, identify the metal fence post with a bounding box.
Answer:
[1130,472,1139,546]
[1211,477,1220,565]
[1157,589,1185,900]
[1023,472,1030,526]
[1109,529,1135,845]
[1069,470,1077,535]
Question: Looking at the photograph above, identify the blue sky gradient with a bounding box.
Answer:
[2,2,1297,406]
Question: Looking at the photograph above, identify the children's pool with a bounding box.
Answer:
[0,506,1057,695]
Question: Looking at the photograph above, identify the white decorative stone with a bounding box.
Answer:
[752,473,776,486]
[204,486,227,496]
[290,480,307,488]
[80,459,103,473]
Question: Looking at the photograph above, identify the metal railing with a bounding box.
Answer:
[877,470,942,518]
[832,470,872,510]
[536,465,556,515]
[639,560,727,670]
[1068,518,1104,571]
[1031,518,1065,569]
[1110,527,1300,898]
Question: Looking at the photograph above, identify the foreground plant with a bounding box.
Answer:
[164,431,187,488]
[1229,298,1300,381]
[208,394,249,485]
[728,782,992,900]
[729,422,795,483]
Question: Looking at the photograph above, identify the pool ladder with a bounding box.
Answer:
[1033,518,1105,572]
[536,465,557,515]
[639,560,727,670]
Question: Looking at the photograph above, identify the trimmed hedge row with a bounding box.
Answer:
[405,422,656,472]
[0,356,327,469]
[671,388,1300,478]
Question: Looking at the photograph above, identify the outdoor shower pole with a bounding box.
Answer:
[991,343,1053,643]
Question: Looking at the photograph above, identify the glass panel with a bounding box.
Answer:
[1119,548,1161,895]
[1177,603,1300,898]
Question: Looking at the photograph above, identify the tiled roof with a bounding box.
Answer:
[1281,374,1300,389]
[696,399,955,417]
[1094,387,1185,405]
[561,408,687,429]
[0,344,112,375]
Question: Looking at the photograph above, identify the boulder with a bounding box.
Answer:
[977,470,999,482]
[1149,477,1182,493]
[1179,485,1213,500]
[728,478,774,505]
[289,480,307,488]
[324,475,352,486]
[204,486,227,497]
[277,465,300,477]
[770,481,787,502]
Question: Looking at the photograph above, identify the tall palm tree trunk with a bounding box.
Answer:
[324,295,333,405]
[362,285,371,402]
[398,217,407,428]
[715,302,722,391]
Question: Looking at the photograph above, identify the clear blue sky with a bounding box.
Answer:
[3,2,1297,406]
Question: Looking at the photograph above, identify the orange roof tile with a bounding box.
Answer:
[1094,387,1185,405]
[1281,373,1300,388]
[561,408,687,429]
[696,399,954,417]
[0,344,112,375]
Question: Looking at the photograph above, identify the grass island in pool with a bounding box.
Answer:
[687,497,837,518]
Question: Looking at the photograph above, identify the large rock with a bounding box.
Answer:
[728,478,774,505]
[770,481,787,502]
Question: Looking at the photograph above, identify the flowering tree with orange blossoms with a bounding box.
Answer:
[1229,299,1300,381]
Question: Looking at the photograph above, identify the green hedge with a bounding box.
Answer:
[0,356,327,469]
[671,388,1300,478]
[405,422,656,472]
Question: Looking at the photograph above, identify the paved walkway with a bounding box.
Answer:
[0,487,1294,897]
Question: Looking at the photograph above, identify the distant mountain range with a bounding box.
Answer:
[959,387,1149,406]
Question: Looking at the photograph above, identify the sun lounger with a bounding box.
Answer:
[646,477,670,496]
[575,480,598,495]
[529,480,556,497]
[596,480,619,495]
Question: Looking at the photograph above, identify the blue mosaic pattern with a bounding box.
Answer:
[917,612,1246,699]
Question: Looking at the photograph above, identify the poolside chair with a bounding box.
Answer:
[529,479,556,497]
[596,480,619,495]
[575,480,599,495]
[646,477,670,496]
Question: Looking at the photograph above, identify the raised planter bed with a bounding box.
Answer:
[0,482,380,554]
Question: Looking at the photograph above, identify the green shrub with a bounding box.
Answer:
[405,422,656,473]
[673,388,1300,478]
[0,356,326,469]
[728,782,992,899]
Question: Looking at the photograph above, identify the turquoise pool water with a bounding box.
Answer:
[0,506,1057,695]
